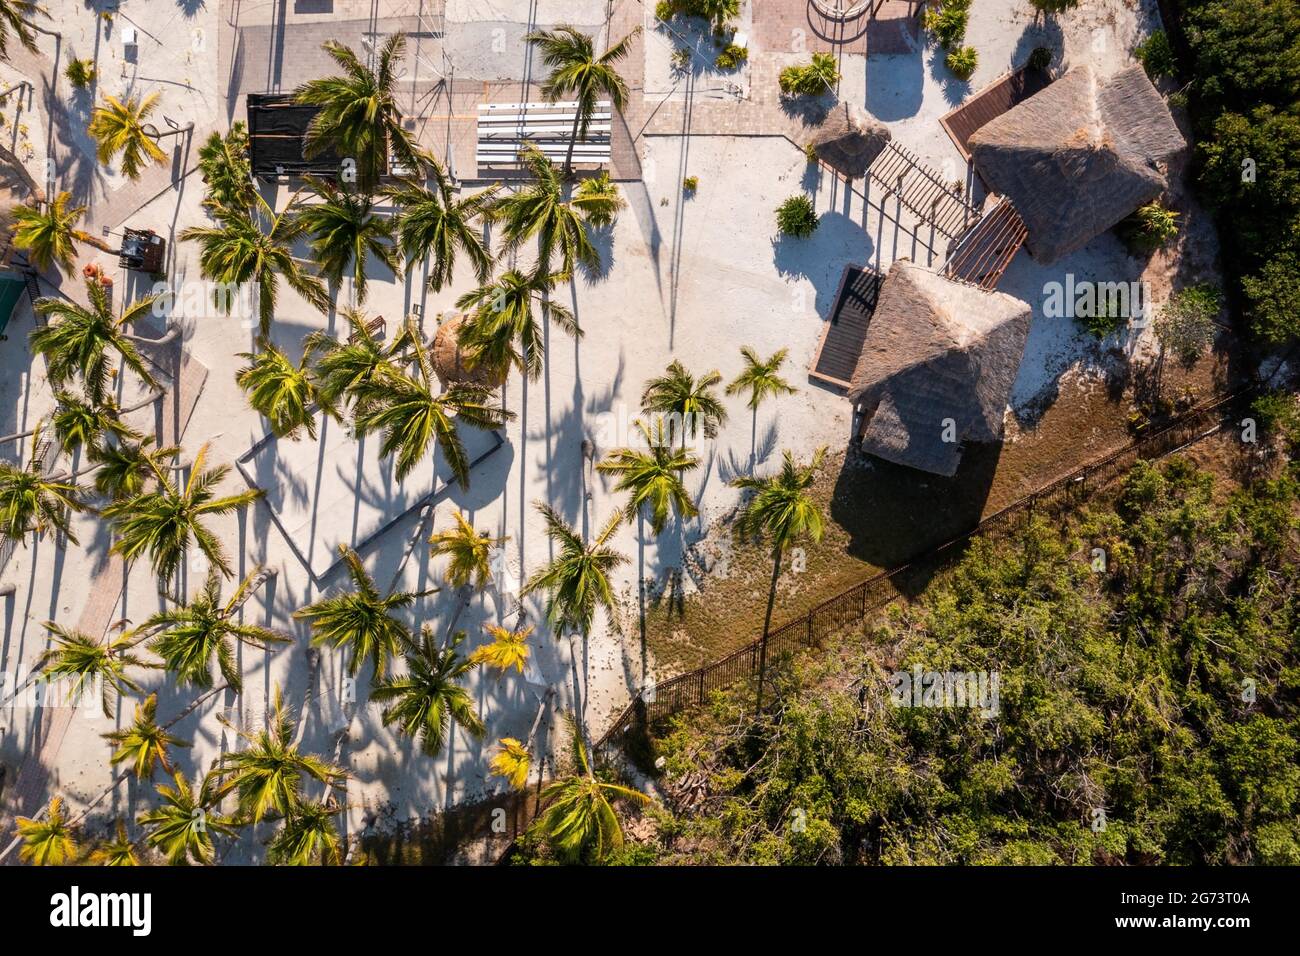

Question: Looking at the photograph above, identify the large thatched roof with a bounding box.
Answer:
[848,260,1031,477]
[810,102,891,178]
[968,65,1185,264]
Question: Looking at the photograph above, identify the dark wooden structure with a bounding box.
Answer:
[942,198,1028,290]
[809,264,885,389]
[939,65,1053,162]
[118,228,166,275]
[247,93,347,182]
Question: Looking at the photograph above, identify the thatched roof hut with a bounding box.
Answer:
[432,312,504,389]
[968,65,1185,264]
[810,102,891,179]
[848,260,1031,477]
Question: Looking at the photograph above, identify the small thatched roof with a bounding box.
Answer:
[810,102,891,179]
[848,260,1031,477]
[968,65,1185,264]
[432,312,504,390]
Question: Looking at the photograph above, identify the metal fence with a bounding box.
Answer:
[594,387,1252,753]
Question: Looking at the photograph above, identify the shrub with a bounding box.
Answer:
[655,1,676,22]
[946,46,978,80]
[657,0,740,31]
[924,2,970,50]
[65,59,96,90]
[1135,30,1177,80]
[776,194,818,238]
[1076,298,1129,339]
[779,52,840,96]
[1120,200,1180,253]
[1027,46,1053,72]
[715,44,748,70]
[1242,254,1300,344]
[804,142,819,164]
[1155,284,1220,363]
[1029,0,1078,12]
[682,175,699,195]
[1251,390,1300,452]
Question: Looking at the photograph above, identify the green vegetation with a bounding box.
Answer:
[776,193,819,239]
[1118,199,1180,254]
[715,43,747,70]
[630,460,1300,864]
[1135,29,1176,80]
[682,175,699,194]
[779,52,840,96]
[656,0,740,33]
[945,46,978,81]
[1183,0,1300,342]
[1154,283,1221,363]
[1029,0,1078,12]
[64,57,95,89]
[1252,389,1300,454]
[1027,46,1053,72]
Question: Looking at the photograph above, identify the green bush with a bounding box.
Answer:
[776,194,819,238]
[1251,390,1300,452]
[1076,298,1130,339]
[924,2,970,50]
[1155,283,1220,363]
[657,0,740,31]
[1242,254,1300,344]
[804,142,819,164]
[1135,30,1177,80]
[64,59,96,89]
[945,46,978,80]
[682,175,699,194]
[1029,0,1078,12]
[779,52,840,96]
[1027,46,1053,72]
[715,44,748,70]
[1119,200,1180,254]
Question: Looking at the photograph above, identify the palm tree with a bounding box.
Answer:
[534,716,648,862]
[489,147,603,274]
[470,623,533,675]
[0,426,85,545]
[353,317,514,486]
[726,346,796,468]
[456,268,578,382]
[87,821,140,866]
[525,26,639,176]
[641,360,728,452]
[210,687,345,824]
[730,447,826,713]
[88,93,168,181]
[386,160,498,292]
[197,122,256,217]
[370,627,484,757]
[597,418,699,534]
[16,797,80,865]
[37,622,149,718]
[88,436,180,501]
[137,772,239,865]
[50,390,138,457]
[101,442,264,586]
[102,693,191,779]
[236,342,325,440]
[267,801,343,865]
[0,0,45,59]
[31,279,159,401]
[293,545,425,679]
[140,567,289,692]
[12,192,99,274]
[181,193,329,337]
[490,737,532,789]
[574,172,625,227]
[296,178,399,304]
[523,503,627,641]
[294,34,418,192]
[305,308,404,418]
[429,510,507,591]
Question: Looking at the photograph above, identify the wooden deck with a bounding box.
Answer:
[942,197,1028,291]
[939,65,1053,162]
[868,142,976,239]
[810,265,885,390]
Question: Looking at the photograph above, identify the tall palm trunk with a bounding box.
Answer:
[755,543,783,716]
[564,104,584,178]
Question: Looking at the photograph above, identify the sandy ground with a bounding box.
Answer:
[0,0,1221,859]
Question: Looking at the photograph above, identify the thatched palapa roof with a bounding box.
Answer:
[968,65,1185,264]
[810,102,891,179]
[432,312,504,390]
[848,260,1031,477]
